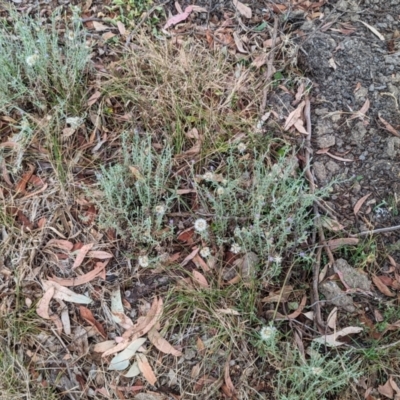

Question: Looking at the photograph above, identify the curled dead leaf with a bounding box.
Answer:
[148,327,182,356]
[136,353,157,386]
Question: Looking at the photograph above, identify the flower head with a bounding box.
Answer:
[260,325,277,342]
[217,186,225,195]
[237,142,247,153]
[26,54,39,67]
[155,204,166,215]
[311,367,323,376]
[200,247,211,258]
[230,243,241,254]
[67,31,75,41]
[273,255,282,264]
[203,172,214,182]
[138,255,149,268]
[194,218,207,232]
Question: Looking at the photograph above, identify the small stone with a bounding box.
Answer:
[316,135,335,148]
[334,259,371,291]
[325,160,340,174]
[319,280,356,312]
[314,162,327,182]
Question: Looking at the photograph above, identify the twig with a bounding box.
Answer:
[260,16,279,114]
[349,224,400,237]
[312,247,325,331]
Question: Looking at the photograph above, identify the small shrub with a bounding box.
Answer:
[196,146,323,279]
[274,344,361,400]
[94,132,177,248]
[0,6,90,114]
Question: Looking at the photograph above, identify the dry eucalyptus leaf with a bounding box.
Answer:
[42,280,92,304]
[233,0,252,18]
[108,338,147,371]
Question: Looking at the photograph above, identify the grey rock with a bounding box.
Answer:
[316,134,336,148]
[319,280,356,312]
[387,137,400,158]
[334,258,371,291]
[325,160,340,174]
[314,161,327,182]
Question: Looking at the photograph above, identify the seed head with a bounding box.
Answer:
[138,255,149,268]
[230,243,241,254]
[194,218,207,232]
[200,247,211,258]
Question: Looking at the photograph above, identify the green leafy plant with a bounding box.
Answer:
[93,132,177,249]
[0,6,90,114]
[274,345,361,400]
[196,146,324,279]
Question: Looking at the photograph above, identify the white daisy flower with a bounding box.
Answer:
[155,205,166,215]
[217,186,225,195]
[194,218,207,232]
[203,171,214,181]
[237,142,247,153]
[230,243,241,254]
[273,255,282,264]
[260,325,277,342]
[26,54,39,67]
[200,247,211,258]
[311,367,323,376]
[138,255,149,268]
[67,31,75,41]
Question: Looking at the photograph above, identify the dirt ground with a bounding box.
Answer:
[3,0,400,399]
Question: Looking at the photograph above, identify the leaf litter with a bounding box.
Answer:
[2,1,399,398]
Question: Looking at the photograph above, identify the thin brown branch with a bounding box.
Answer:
[260,17,279,114]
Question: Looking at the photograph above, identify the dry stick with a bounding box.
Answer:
[312,247,324,330]
[304,97,329,331]
[260,16,279,114]
[349,224,400,237]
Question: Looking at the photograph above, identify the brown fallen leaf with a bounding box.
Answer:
[350,98,370,120]
[251,53,268,68]
[92,21,110,31]
[87,91,101,107]
[292,83,305,106]
[372,275,395,297]
[79,306,107,339]
[327,238,359,250]
[232,0,252,18]
[262,286,293,303]
[378,379,394,399]
[48,260,108,287]
[233,32,247,53]
[42,280,92,304]
[192,270,209,288]
[148,327,182,356]
[224,355,236,397]
[192,254,211,272]
[72,243,94,269]
[287,295,307,319]
[180,247,199,266]
[314,326,363,346]
[103,297,163,357]
[93,340,116,353]
[86,250,113,259]
[136,353,157,386]
[15,164,35,195]
[36,286,55,319]
[284,101,306,133]
[353,193,371,215]
[164,6,193,30]
[378,113,400,138]
[46,239,74,252]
